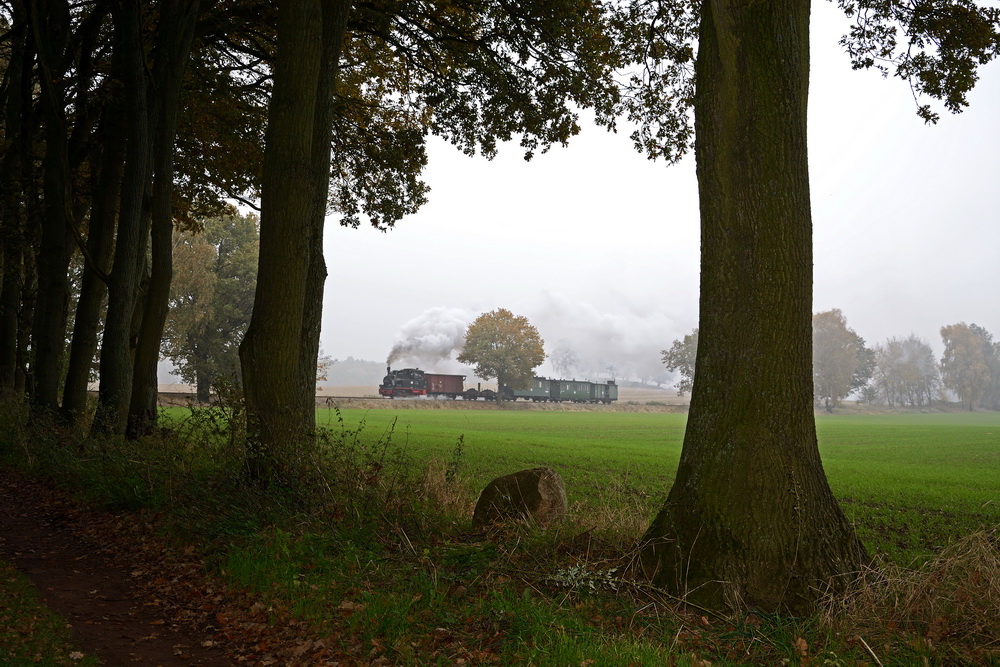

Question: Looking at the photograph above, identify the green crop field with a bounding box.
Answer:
[160,405,1000,564]
[311,408,1000,565]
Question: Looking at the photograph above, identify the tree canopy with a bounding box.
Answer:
[457,308,545,400]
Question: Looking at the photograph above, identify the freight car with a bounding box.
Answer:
[379,367,616,403]
[379,367,471,399]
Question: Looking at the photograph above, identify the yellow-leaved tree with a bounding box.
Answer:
[457,309,545,403]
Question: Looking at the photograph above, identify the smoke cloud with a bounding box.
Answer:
[526,292,685,383]
[384,296,687,386]
[386,307,474,368]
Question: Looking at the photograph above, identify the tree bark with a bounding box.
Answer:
[28,0,76,414]
[299,0,351,426]
[93,0,152,436]
[127,0,201,439]
[196,374,211,403]
[239,0,350,486]
[639,0,867,614]
[0,2,30,393]
[60,110,124,423]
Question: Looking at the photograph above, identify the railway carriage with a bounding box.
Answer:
[508,377,553,402]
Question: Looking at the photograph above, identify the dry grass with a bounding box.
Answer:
[418,458,478,521]
[825,529,1000,663]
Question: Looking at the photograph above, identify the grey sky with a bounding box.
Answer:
[314,7,999,382]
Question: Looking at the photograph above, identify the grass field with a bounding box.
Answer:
[13,402,1000,665]
[304,408,1000,565]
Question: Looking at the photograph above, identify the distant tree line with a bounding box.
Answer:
[662,314,1000,412]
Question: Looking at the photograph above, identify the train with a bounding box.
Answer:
[378,367,618,403]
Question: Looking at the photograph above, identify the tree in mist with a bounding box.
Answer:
[549,344,579,379]
[940,323,996,410]
[163,213,258,403]
[979,327,1000,410]
[633,0,999,613]
[457,308,544,402]
[660,328,698,396]
[812,309,874,412]
[866,334,940,407]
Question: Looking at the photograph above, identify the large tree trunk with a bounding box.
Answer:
[239,0,350,486]
[127,0,201,439]
[60,108,123,423]
[298,0,350,426]
[0,2,30,393]
[93,0,152,436]
[639,0,867,614]
[28,0,76,414]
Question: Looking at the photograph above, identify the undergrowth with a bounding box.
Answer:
[2,391,998,665]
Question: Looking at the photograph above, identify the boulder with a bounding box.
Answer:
[472,467,567,528]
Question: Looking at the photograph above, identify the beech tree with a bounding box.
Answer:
[2,1,292,432]
[635,0,999,613]
[661,328,698,396]
[812,309,874,412]
[457,308,545,402]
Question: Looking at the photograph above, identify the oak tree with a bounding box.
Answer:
[635,0,999,613]
[457,308,545,402]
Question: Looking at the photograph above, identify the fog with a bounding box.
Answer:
[317,6,998,388]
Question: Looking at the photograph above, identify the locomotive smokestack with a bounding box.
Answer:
[387,365,391,375]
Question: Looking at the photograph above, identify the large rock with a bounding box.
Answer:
[472,467,567,528]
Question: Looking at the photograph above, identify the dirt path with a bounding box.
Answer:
[0,468,236,664]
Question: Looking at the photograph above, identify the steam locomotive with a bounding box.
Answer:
[378,367,618,403]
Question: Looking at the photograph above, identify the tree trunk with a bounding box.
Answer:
[0,2,30,393]
[28,0,76,414]
[93,0,152,436]
[239,0,350,486]
[298,0,351,426]
[196,374,211,403]
[639,0,867,614]
[127,0,201,439]
[61,108,124,423]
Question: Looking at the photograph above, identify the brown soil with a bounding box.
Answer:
[0,469,341,666]
[0,469,232,664]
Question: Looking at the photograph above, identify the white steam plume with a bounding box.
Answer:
[386,307,474,368]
